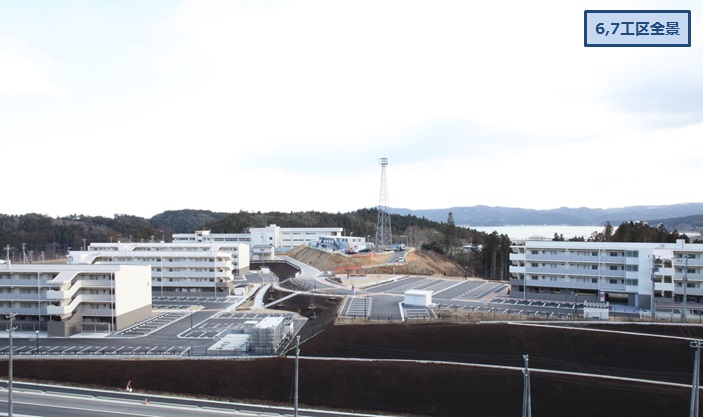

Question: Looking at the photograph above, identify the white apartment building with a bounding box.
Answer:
[174,225,348,254]
[0,262,151,337]
[172,230,250,244]
[68,241,250,297]
[510,240,703,310]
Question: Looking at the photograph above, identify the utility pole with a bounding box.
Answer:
[522,354,531,417]
[691,340,701,417]
[294,335,300,417]
[7,313,17,417]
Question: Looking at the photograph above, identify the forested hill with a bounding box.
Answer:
[650,215,703,235]
[391,203,703,226]
[0,209,486,262]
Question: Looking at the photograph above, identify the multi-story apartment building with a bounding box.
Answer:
[173,225,350,257]
[509,240,703,311]
[0,261,151,336]
[68,241,250,297]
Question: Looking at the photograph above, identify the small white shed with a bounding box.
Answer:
[404,289,432,307]
[583,301,609,320]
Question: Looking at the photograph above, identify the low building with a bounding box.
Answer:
[509,239,703,310]
[404,289,433,307]
[0,262,151,337]
[68,241,249,297]
[247,316,287,354]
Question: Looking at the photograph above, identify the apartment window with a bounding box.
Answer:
[591,265,598,270]
[626,265,639,272]
[625,250,639,257]
[592,279,597,283]
[626,279,638,286]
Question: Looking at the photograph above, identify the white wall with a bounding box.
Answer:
[113,265,152,316]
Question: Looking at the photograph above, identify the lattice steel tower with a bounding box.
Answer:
[375,157,392,249]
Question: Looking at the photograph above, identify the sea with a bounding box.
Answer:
[460,225,606,241]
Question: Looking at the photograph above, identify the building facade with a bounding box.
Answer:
[0,262,151,337]
[509,240,703,311]
[68,241,250,297]
[173,225,349,254]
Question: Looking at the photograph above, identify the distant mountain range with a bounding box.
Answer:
[388,203,703,229]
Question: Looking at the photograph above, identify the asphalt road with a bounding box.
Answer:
[0,382,389,417]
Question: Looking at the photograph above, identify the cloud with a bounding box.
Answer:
[0,40,64,96]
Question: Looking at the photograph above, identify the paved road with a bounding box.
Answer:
[0,382,390,417]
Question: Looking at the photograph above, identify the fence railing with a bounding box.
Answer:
[0,346,258,358]
[336,309,703,324]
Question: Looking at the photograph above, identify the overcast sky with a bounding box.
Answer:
[1,0,701,218]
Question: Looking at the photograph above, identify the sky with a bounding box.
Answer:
[1,0,702,218]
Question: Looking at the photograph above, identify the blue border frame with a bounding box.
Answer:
[584,10,691,47]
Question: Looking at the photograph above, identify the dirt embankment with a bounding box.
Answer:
[285,246,467,277]
[6,322,702,417]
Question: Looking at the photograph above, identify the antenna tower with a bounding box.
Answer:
[375,157,392,249]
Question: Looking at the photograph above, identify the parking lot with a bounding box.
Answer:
[179,311,298,339]
[367,277,508,302]
[112,311,191,337]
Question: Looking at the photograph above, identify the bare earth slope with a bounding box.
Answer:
[6,322,703,417]
[285,246,466,276]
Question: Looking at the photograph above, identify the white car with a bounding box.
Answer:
[397,257,405,262]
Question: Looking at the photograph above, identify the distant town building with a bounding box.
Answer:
[0,263,151,337]
[510,240,703,311]
[68,241,249,297]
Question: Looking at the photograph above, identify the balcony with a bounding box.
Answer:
[510,253,526,261]
[527,267,626,278]
[0,293,45,301]
[525,280,597,290]
[0,279,47,287]
[655,282,675,292]
[0,307,43,315]
[676,287,703,296]
[159,271,233,280]
[509,278,525,286]
[82,308,114,317]
[80,294,114,302]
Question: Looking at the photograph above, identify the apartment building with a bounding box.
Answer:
[0,262,151,337]
[68,241,250,297]
[509,240,703,310]
[173,225,348,255]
